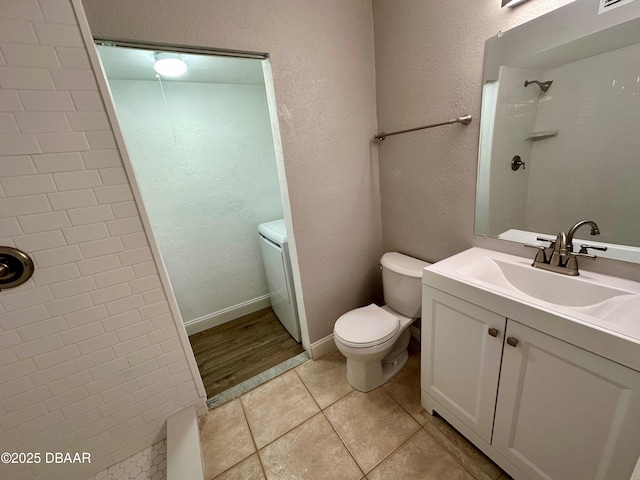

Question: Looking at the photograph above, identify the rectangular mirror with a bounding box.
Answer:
[476,0,640,263]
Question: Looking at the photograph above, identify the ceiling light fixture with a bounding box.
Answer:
[153,53,187,77]
[502,0,529,7]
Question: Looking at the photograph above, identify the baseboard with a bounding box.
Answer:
[410,325,421,342]
[310,333,337,359]
[185,295,272,336]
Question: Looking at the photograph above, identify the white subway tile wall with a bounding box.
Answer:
[0,1,205,479]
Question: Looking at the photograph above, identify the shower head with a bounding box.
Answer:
[524,79,553,92]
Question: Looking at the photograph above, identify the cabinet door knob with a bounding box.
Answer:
[488,328,499,337]
[506,337,519,347]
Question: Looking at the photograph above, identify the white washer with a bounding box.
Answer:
[258,219,301,342]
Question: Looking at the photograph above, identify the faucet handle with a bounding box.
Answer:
[536,236,556,250]
[536,236,555,244]
[579,244,608,254]
[536,237,558,250]
[524,244,547,264]
[570,251,596,259]
[524,243,548,254]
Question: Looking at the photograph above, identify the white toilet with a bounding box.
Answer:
[333,252,430,392]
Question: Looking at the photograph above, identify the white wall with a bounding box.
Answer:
[81,0,383,345]
[488,65,540,236]
[0,2,205,479]
[107,79,283,324]
[525,42,640,246]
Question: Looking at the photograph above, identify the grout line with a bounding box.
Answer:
[237,394,268,480]
[381,382,423,429]
[297,349,354,410]
[377,347,492,478]
[231,370,333,477]
[319,388,353,410]
[201,402,256,480]
[293,367,366,477]
[242,371,321,450]
[293,365,323,411]
[356,387,423,475]
[321,406,365,478]
[319,346,424,476]
[366,427,424,476]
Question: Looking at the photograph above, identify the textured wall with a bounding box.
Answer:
[372,0,576,264]
[107,79,283,324]
[372,0,640,281]
[0,2,205,479]
[82,0,382,344]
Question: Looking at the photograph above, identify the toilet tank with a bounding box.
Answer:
[381,252,431,318]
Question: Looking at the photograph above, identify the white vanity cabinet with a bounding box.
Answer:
[493,320,640,480]
[422,286,640,480]
[421,287,505,443]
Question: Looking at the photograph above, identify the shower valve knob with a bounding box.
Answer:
[511,156,525,171]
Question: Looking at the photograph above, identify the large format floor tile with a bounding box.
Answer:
[212,454,265,480]
[324,388,421,473]
[382,346,430,425]
[199,399,255,480]
[259,413,363,480]
[367,429,475,480]
[295,349,353,409]
[424,415,503,480]
[199,337,507,480]
[241,370,320,448]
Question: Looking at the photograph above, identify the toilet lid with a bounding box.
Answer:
[334,304,399,348]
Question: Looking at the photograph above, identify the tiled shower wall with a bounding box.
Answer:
[487,65,541,237]
[526,41,640,245]
[0,1,205,479]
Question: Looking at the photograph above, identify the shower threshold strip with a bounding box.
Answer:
[206,351,310,409]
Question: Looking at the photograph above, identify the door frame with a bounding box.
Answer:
[77,12,310,401]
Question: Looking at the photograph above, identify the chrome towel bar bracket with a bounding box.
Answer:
[374,114,472,141]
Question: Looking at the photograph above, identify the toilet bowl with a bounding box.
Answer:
[333,252,430,392]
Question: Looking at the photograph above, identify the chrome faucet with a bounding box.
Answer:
[526,220,606,276]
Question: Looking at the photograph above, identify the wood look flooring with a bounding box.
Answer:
[189,307,305,398]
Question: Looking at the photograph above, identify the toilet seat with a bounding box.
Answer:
[334,304,399,348]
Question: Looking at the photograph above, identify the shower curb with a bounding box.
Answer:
[166,405,204,480]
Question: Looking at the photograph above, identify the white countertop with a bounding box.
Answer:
[423,247,640,373]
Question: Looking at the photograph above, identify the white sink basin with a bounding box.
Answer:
[457,255,634,308]
[426,248,640,328]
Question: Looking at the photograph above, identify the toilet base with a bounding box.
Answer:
[344,329,411,392]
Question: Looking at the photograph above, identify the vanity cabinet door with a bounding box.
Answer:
[493,320,640,480]
[421,287,506,443]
